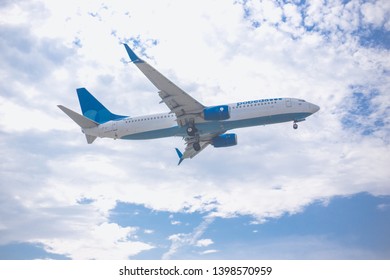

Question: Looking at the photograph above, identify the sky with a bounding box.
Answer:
[0,0,389,260]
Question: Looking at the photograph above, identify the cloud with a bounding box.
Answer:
[377,203,390,211]
[33,222,154,259]
[0,24,74,87]
[216,235,382,260]
[163,216,215,259]
[0,0,389,259]
[199,249,218,255]
[361,0,390,30]
[196,239,214,247]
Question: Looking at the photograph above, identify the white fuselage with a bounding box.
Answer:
[84,97,319,140]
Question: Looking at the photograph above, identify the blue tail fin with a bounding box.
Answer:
[76,88,127,124]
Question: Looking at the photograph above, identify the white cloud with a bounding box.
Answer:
[163,216,215,259]
[377,204,390,211]
[0,96,74,132]
[0,0,389,259]
[246,0,283,24]
[283,3,302,27]
[199,249,219,255]
[196,239,214,247]
[361,0,390,30]
[33,222,154,259]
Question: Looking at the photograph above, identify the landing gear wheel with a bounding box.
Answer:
[293,123,298,129]
[193,142,201,151]
[187,126,194,134]
[186,126,197,136]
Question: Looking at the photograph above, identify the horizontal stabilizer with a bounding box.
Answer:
[58,105,99,129]
[85,134,97,144]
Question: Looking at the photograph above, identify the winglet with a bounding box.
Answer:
[123,44,143,63]
[175,148,184,165]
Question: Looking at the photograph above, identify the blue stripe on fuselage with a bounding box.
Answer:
[120,112,311,140]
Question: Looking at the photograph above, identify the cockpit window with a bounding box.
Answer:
[298,99,306,102]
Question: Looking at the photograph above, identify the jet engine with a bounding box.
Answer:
[211,133,237,148]
[202,105,230,121]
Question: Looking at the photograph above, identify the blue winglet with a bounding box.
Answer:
[123,44,143,63]
[175,148,184,165]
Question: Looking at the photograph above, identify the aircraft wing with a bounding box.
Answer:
[124,44,205,124]
[175,131,226,165]
[176,141,210,165]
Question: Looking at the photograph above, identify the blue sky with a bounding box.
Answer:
[0,0,389,259]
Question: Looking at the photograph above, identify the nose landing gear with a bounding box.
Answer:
[293,118,305,129]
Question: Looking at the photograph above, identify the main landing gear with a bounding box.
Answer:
[293,122,298,129]
[186,123,201,151]
[193,142,201,151]
[186,122,198,137]
[186,125,197,136]
[186,120,198,136]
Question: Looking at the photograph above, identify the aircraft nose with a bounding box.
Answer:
[310,103,320,114]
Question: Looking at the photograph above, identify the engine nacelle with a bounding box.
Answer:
[211,133,238,148]
[203,105,230,121]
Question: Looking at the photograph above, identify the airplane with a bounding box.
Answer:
[58,44,320,165]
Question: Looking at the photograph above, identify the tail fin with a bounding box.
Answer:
[76,88,127,124]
